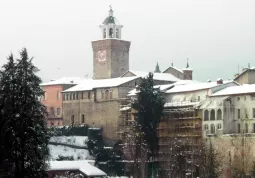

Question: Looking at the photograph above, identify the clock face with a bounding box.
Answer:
[97,50,106,62]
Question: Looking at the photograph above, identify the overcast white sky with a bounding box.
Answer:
[0,0,254,82]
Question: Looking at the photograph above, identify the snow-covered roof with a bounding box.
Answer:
[122,70,179,82]
[182,67,193,71]
[163,66,184,74]
[40,77,85,86]
[63,76,139,92]
[212,84,255,96]
[199,96,229,109]
[49,161,107,176]
[127,80,200,96]
[119,106,131,111]
[165,81,232,94]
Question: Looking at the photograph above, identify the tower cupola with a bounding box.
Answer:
[99,6,123,39]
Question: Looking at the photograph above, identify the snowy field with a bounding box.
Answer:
[50,136,88,147]
[49,145,93,160]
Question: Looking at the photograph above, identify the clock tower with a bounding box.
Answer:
[92,6,131,79]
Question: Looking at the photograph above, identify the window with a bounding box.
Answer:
[51,122,54,126]
[110,91,113,99]
[116,28,119,38]
[198,96,200,101]
[73,93,76,100]
[109,28,113,38]
[81,92,83,99]
[238,109,240,119]
[44,92,47,100]
[253,108,255,118]
[57,91,61,100]
[105,90,109,100]
[101,92,104,100]
[245,123,248,133]
[244,96,246,101]
[237,97,240,101]
[103,28,106,38]
[50,107,55,116]
[76,92,78,100]
[71,115,74,125]
[69,93,72,100]
[57,108,61,115]
[210,124,215,134]
[217,109,222,120]
[204,124,208,130]
[253,123,255,133]
[210,109,215,120]
[204,110,209,121]
[81,114,85,124]
[88,91,91,99]
[238,124,241,133]
[217,124,222,130]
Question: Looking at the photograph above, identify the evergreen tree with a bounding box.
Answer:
[0,48,50,177]
[132,72,165,177]
[204,140,221,178]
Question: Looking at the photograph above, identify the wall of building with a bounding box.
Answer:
[234,69,255,85]
[62,80,139,140]
[163,67,184,79]
[165,89,209,103]
[41,85,63,127]
[201,94,255,137]
[92,39,130,79]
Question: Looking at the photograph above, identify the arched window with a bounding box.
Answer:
[103,28,106,38]
[217,109,222,120]
[116,28,119,38]
[81,114,85,124]
[105,90,109,100]
[73,93,76,100]
[110,91,113,99]
[204,110,209,121]
[211,124,215,134]
[204,124,208,130]
[217,124,222,130]
[210,109,215,120]
[109,28,113,38]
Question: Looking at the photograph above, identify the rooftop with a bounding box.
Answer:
[165,80,232,94]
[212,84,255,96]
[122,70,179,82]
[48,160,107,176]
[40,77,85,86]
[63,76,139,92]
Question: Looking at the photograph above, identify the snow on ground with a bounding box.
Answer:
[49,145,93,160]
[50,136,88,147]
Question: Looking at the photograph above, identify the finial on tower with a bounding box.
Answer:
[109,5,113,16]
[186,58,189,68]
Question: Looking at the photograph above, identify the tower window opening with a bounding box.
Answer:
[103,28,106,38]
[116,28,119,38]
[109,28,113,38]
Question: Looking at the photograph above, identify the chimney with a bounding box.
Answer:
[217,78,223,85]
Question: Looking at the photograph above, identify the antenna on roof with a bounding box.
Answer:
[171,62,173,66]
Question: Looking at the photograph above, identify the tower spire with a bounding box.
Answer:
[109,5,113,16]
[154,62,161,73]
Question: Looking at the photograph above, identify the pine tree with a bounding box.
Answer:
[132,72,165,177]
[0,48,50,177]
[204,140,221,178]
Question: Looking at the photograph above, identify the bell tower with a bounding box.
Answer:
[92,6,131,79]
